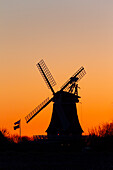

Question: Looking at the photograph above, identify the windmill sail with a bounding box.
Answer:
[25,97,52,123]
[60,66,86,92]
[36,59,56,94]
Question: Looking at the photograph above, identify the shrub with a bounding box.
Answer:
[88,122,113,137]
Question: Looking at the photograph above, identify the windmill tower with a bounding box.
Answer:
[25,59,86,137]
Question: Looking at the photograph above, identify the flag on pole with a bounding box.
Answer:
[14,120,20,130]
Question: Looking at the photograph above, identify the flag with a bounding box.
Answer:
[14,120,20,130]
[14,124,20,130]
[14,120,20,125]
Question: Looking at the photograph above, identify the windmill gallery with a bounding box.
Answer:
[24,59,86,141]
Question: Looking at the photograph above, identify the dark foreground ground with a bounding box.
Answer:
[0,149,113,169]
[1,134,113,169]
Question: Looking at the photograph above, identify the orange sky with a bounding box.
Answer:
[0,1,113,136]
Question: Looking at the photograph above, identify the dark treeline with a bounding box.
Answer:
[1,122,113,152]
[87,122,113,151]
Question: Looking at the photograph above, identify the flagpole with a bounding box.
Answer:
[20,119,21,142]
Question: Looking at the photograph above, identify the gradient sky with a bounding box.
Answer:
[0,0,113,136]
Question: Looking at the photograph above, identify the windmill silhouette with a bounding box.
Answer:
[25,59,86,137]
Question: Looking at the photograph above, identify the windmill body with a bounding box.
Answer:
[25,59,86,138]
[46,91,83,137]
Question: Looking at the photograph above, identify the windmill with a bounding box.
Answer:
[25,59,86,137]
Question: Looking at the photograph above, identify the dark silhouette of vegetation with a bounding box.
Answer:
[1,125,113,168]
[0,129,10,142]
[87,122,113,151]
[1,125,113,169]
[88,122,113,137]
[1,122,113,152]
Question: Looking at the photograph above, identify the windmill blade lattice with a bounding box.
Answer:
[25,97,52,123]
[72,66,86,82]
[60,66,86,92]
[36,60,56,91]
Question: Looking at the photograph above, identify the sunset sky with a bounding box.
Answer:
[0,0,113,136]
